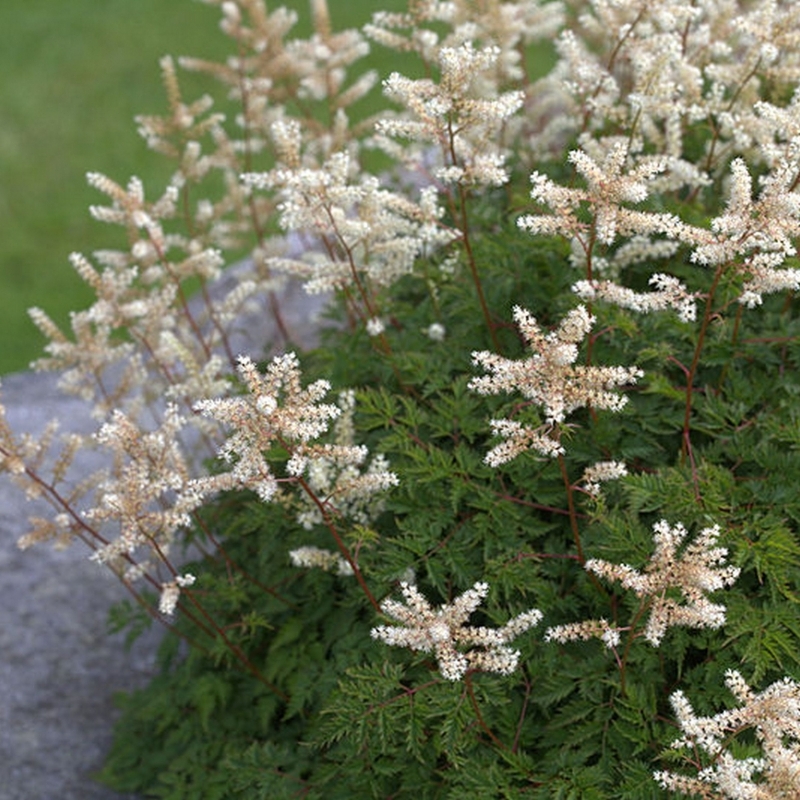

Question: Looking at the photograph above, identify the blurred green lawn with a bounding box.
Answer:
[0,0,401,373]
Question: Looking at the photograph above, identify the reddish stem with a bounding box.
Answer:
[465,672,509,752]
[296,475,381,613]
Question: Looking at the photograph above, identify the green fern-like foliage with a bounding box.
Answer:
[99,182,800,795]
[76,1,800,797]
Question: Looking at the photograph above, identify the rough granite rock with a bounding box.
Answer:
[0,370,155,800]
[0,279,328,799]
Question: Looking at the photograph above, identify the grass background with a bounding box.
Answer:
[0,0,402,374]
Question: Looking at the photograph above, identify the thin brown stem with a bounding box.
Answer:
[512,675,533,753]
[458,184,501,352]
[4,449,216,656]
[558,454,609,598]
[440,116,500,352]
[558,453,585,564]
[465,672,509,752]
[681,262,727,494]
[193,512,299,610]
[699,56,763,183]
[296,475,381,612]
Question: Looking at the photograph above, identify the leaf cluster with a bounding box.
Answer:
[58,1,800,798]
[100,172,800,796]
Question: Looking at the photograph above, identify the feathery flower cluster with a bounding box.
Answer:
[245,142,455,305]
[586,520,740,646]
[366,317,386,337]
[545,618,621,650]
[294,390,398,530]
[0,395,101,552]
[601,235,683,274]
[517,141,681,246]
[194,354,396,522]
[135,55,225,161]
[692,158,800,307]
[377,42,524,187]
[470,305,642,463]
[364,0,563,86]
[281,6,373,108]
[194,353,344,502]
[364,0,564,164]
[86,405,208,573]
[655,670,800,799]
[27,170,265,425]
[573,273,697,323]
[580,460,628,497]
[518,3,800,314]
[288,545,353,577]
[371,581,541,681]
[531,0,800,167]
[158,573,196,617]
[424,322,446,342]
[179,0,373,160]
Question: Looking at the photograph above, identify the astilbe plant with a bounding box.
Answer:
[4,0,800,797]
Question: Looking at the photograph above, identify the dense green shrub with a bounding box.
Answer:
[3,1,800,797]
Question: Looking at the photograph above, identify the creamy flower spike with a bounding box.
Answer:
[158,573,196,616]
[194,353,337,501]
[656,671,800,798]
[86,405,209,572]
[580,460,629,497]
[586,519,740,646]
[294,390,398,530]
[545,618,621,650]
[470,305,642,463]
[692,157,800,306]
[376,42,524,188]
[289,546,353,577]
[371,581,541,681]
[244,147,455,298]
[517,141,682,245]
[573,274,697,323]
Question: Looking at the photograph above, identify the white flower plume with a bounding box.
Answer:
[194,353,341,502]
[656,670,800,799]
[518,141,680,245]
[586,519,740,646]
[469,305,642,463]
[371,581,541,681]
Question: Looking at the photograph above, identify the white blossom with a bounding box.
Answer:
[656,671,800,799]
[366,317,386,337]
[159,573,196,616]
[371,581,541,681]
[293,391,398,529]
[289,545,353,576]
[424,322,446,341]
[194,353,340,502]
[587,520,740,646]
[573,274,696,323]
[580,460,628,496]
[470,305,642,463]
[545,618,621,650]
